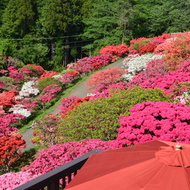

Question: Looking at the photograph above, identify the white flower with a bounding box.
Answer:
[52,74,62,79]
[122,73,134,82]
[123,53,163,74]
[12,109,31,117]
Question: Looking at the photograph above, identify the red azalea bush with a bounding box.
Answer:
[86,67,126,90]
[0,90,19,107]
[139,43,157,55]
[22,139,121,175]
[117,101,190,146]
[130,37,151,45]
[65,71,79,77]
[39,71,59,80]
[0,132,26,173]
[26,64,45,75]
[152,33,172,41]
[99,44,129,57]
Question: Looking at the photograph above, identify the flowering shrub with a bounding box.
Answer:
[33,84,62,110]
[126,59,168,86]
[26,64,45,75]
[58,96,79,114]
[85,67,126,90]
[0,132,26,173]
[22,139,121,175]
[130,37,151,45]
[0,171,40,190]
[58,73,76,84]
[62,96,92,118]
[0,90,19,107]
[90,82,129,100]
[163,32,190,70]
[128,68,190,96]
[117,101,190,146]
[31,114,61,146]
[57,87,171,143]
[65,70,79,77]
[67,55,113,75]
[36,77,63,92]
[139,43,157,55]
[129,40,151,52]
[18,81,39,98]
[0,113,25,137]
[9,104,31,118]
[123,53,163,74]
[8,66,25,83]
[39,71,59,80]
[99,44,129,57]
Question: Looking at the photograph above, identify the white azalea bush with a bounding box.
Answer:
[123,53,163,75]
[9,104,31,117]
[18,81,39,98]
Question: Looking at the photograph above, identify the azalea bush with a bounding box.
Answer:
[31,114,61,146]
[85,67,126,90]
[0,171,40,190]
[99,44,129,57]
[39,71,59,80]
[163,32,190,70]
[22,139,120,176]
[128,66,190,96]
[36,77,63,92]
[57,87,172,143]
[58,96,79,114]
[117,101,190,146]
[123,53,163,74]
[0,113,25,137]
[0,132,26,173]
[33,84,62,110]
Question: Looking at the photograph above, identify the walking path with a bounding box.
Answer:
[22,59,124,150]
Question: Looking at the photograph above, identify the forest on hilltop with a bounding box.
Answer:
[0,0,190,70]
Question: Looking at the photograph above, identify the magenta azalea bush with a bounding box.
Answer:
[117,101,190,146]
[22,139,121,175]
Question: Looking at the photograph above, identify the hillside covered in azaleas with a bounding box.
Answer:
[2,31,190,189]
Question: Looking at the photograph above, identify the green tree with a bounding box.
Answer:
[0,0,9,26]
[82,0,136,54]
[0,0,35,38]
[149,0,190,36]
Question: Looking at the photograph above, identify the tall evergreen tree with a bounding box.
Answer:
[0,0,9,26]
[149,0,190,35]
[83,0,136,54]
[0,0,35,38]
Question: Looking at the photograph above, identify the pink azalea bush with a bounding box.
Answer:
[0,171,40,190]
[117,101,190,146]
[33,84,62,110]
[0,113,25,137]
[58,96,79,114]
[90,82,129,100]
[22,139,122,175]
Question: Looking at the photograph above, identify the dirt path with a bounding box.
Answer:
[22,59,124,150]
